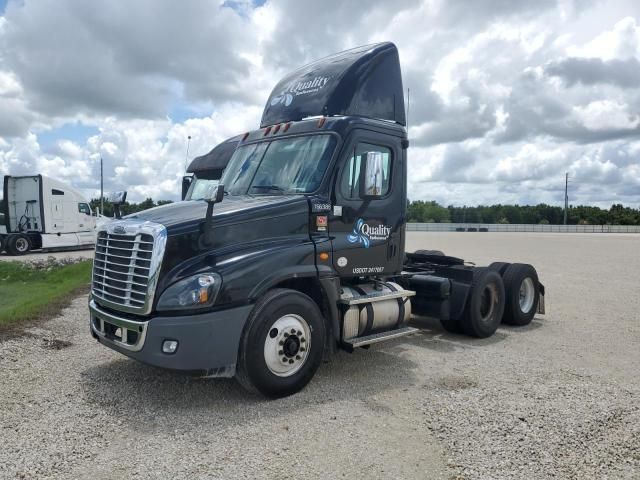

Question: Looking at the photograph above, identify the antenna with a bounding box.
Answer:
[184,135,192,173]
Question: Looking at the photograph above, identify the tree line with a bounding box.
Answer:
[90,197,640,225]
[89,198,173,217]
[407,200,640,225]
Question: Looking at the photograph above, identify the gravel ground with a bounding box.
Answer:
[1,232,639,479]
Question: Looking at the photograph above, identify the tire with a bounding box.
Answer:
[488,262,510,276]
[461,268,505,338]
[7,234,32,256]
[415,249,445,256]
[236,288,326,398]
[440,318,465,334]
[0,236,5,253]
[502,264,539,326]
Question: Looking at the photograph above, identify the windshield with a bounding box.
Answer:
[186,176,219,200]
[220,135,336,195]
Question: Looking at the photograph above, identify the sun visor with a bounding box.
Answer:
[261,42,405,128]
[187,134,242,178]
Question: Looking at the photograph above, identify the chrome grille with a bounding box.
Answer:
[92,221,166,314]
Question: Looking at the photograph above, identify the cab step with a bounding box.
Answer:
[345,326,419,348]
[339,289,415,305]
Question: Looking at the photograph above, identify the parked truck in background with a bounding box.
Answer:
[181,135,240,201]
[1,174,98,255]
[89,42,545,397]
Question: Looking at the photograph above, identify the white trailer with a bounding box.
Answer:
[0,174,97,255]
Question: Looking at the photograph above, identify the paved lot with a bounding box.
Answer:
[1,233,638,479]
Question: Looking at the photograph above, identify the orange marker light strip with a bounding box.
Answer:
[319,252,329,261]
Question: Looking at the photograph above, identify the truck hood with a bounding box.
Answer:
[127,195,309,233]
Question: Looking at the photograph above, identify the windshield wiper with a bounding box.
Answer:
[250,185,286,194]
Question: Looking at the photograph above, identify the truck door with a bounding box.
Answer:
[329,130,406,276]
[77,202,92,231]
[50,189,65,231]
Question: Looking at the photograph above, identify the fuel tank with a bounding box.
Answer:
[341,282,411,340]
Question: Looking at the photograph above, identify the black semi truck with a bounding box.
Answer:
[89,43,545,397]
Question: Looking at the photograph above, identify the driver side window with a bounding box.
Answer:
[340,143,391,200]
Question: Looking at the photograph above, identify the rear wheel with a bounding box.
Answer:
[440,318,465,334]
[461,268,505,338]
[7,234,31,256]
[488,261,510,275]
[236,289,326,398]
[502,264,539,326]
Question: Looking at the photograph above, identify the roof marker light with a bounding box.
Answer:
[242,132,249,141]
[283,122,291,132]
[273,123,281,134]
[264,126,272,136]
[317,117,326,128]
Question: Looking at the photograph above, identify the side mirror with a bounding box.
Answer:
[108,191,127,205]
[205,183,225,204]
[181,175,193,200]
[359,151,385,199]
[108,191,127,219]
[203,183,224,246]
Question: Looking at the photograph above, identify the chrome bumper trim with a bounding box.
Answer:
[89,299,148,352]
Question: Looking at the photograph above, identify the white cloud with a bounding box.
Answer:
[567,16,640,60]
[0,0,638,208]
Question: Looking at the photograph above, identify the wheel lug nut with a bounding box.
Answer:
[296,355,301,360]
[300,347,306,352]
[278,350,283,355]
[300,338,306,343]
[290,329,296,334]
[282,357,288,362]
[284,332,289,337]
[288,359,294,364]
[296,331,302,336]
[279,340,284,346]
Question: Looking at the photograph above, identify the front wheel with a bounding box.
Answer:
[236,289,326,398]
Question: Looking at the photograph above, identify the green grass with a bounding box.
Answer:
[0,260,92,327]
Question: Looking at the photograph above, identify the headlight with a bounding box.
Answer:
[157,273,221,311]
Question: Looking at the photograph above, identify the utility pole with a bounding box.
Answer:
[184,135,192,173]
[100,156,104,216]
[563,172,569,225]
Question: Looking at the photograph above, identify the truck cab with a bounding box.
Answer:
[89,42,544,397]
[1,174,97,255]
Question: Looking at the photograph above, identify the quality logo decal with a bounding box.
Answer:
[347,218,391,248]
[270,76,331,107]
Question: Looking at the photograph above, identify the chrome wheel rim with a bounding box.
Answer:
[519,277,535,313]
[264,314,311,377]
[16,238,29,252]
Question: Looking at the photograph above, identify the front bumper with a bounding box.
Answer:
[89,299,253,377]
